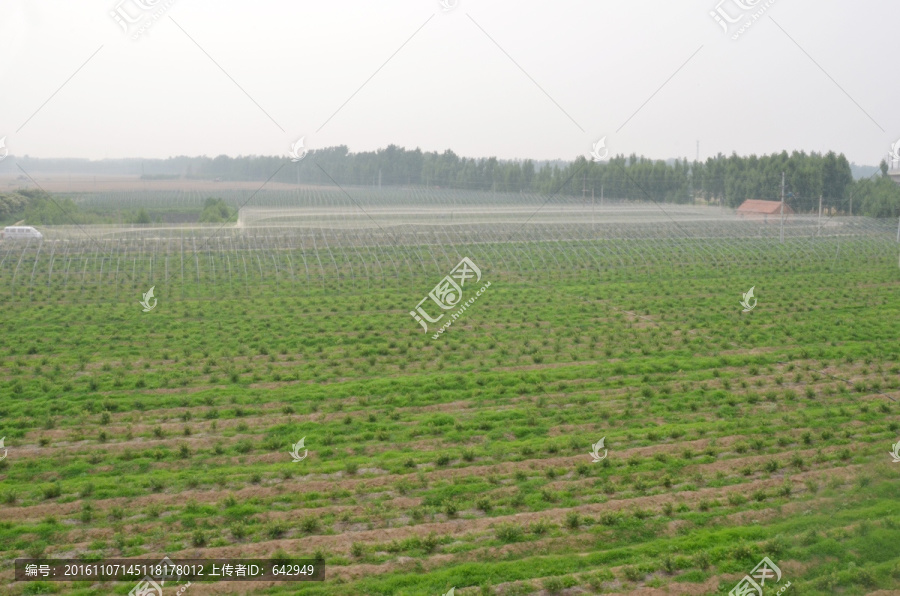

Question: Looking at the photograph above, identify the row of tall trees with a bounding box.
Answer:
[7,147,899,218]
[181,146,893,216]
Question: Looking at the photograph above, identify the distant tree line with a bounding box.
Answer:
[0,191,237,226]
[6,147,900,219]
[180,146,900,217]
[0,190,93,225]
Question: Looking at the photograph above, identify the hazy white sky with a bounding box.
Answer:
[0,0,896,165]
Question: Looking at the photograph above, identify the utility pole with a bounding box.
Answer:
[780,172,785,243]
[600,185,604,210]
[817,194,822,237]
[582,172,586,205]
[591,186,595,232]
[696,140,699,162]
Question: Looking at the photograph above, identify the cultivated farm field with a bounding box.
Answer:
[0,219,899,595]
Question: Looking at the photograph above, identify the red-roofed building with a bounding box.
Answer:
[737,199,793,223]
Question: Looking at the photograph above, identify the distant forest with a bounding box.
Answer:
[5,146,900,217]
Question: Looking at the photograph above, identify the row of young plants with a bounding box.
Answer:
[1,238,898,594]
[0,231,894,303]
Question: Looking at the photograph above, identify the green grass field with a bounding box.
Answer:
[1,234,899,595]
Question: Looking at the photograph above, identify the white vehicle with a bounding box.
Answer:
[2,226,43,240]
